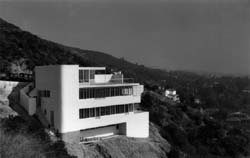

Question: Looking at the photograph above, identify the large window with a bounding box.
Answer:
[79,70,95,83]
[79,86,133,99]
[79,70,84,82]
[79,104,135,119]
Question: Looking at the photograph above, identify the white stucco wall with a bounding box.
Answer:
[126,112,149,138]
[19,83,36,115]
[35,65,70,131]
[80,125,119,139]
[94,74,112,83]
[63,111,149,138]
[35,65,148,139]
[79,95,141,109]
[60,65,79,133]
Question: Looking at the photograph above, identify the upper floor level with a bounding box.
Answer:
[79,67,135,86]
[34,65,144,101]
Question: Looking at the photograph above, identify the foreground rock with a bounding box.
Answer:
[66,123,171,158]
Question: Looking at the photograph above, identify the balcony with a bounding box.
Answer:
[80,74,136,86]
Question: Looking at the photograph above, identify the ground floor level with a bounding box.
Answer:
[61,112,149,143]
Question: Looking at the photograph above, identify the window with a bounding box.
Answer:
[101,107,106,116]
[106,106,110,115]
[79,109,83,118]
[79,86,133,99]
[85,109,89,118]
[125,104,129,113]
[111,106,115,114]
[83,70,89,82]
[96,107,100,117]
[79,103,135,119]
[39,90,50,98]
[116,105,120,114]
[79,70,84,82]
[90,70,95,80]
[79,89,84,99]
[79,109,90,118]
[128,104,133,112]
[90,108,95,117]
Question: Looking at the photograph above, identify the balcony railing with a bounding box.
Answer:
[80,78,135,85]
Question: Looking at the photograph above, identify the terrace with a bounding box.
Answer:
[79,67,136,86]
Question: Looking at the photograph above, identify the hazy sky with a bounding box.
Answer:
[0,0,249,75]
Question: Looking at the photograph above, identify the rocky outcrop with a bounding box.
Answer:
[66,123,171,158]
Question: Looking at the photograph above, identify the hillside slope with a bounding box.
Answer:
[66,123,170,158]
[0,18,170,83]
[0,80,171,158]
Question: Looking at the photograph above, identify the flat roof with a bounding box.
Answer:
[79,82,140,88]
[79,67,106,70]
[35,65,106,70]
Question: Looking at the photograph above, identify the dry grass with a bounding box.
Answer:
[0,128,46,158]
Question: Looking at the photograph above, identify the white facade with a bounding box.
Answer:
[19,83,36,115]
[165,89,180,102]
[165,89,176,96]
[20,65,149,143]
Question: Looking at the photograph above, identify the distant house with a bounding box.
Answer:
[242,90,250,93]
[194,98,201,104]
[164,89,180,102]
[226,112,250,125]
[19,65,149,143]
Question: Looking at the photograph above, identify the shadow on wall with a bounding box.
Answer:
[7,82,31,120]
[0,81,77,158]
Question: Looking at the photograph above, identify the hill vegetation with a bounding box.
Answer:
[0,17,172,83]
[141,91,250,158]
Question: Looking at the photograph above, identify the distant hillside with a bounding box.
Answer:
[0,18,172,83]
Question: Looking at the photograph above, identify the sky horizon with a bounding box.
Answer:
[0,0,249,75]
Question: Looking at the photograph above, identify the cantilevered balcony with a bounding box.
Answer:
[80,74,136,86]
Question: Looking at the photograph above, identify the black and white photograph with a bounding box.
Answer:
[0,0,249,158]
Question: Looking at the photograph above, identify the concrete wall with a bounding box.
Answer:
[64,110,149,137]
[60,65,79,133]
[79,95,141,109]
[80,125,119,139]
[61,111,148,143]
[19,84,36,115]
[126,112,149,138]
[20,87,36,115]
[94,74,112,83]
[35,65,70,132]
[133,85,144,96]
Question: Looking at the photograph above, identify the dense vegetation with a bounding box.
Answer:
[141,65,250,158]
[141,91,250,158]
[145,72,250,112]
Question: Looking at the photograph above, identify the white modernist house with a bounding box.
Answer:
[165,89,180,102]
[19,65,149,143]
